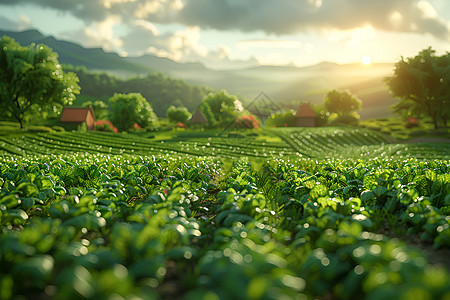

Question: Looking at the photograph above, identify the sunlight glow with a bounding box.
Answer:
[361,55,372,65]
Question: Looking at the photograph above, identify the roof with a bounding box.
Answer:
[189,109,207,124]
[60,107,94,122]
[296,103,317,118]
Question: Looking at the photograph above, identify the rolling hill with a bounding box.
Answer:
[0,29,397,119]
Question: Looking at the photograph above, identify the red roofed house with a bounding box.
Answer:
[60,107,95,130]
[296,103,317,127]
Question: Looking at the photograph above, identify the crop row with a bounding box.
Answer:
[1,128,448,160]
[0,153,449,299]
[0,131,298,159]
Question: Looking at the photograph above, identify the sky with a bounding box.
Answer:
[0,0,449,70]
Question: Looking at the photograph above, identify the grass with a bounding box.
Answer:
[360,117,450,141]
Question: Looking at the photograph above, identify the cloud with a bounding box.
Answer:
[143,26,208,61]
[120,24,208,61]
[0,14,30,31]
[65,14,124,52]
[179,0,450,40]
[0,0,182,24]
[2,0,448,40]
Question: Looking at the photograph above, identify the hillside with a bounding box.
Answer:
[0,29,153,75]
[0,29,398,119]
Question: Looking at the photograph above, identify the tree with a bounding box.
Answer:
[385,48,449,129]
[266,110,297,127]
[201,90,242,127]
[324,89,362,117]
[166,105,192,124]
[0,36,80,128]
[109,93,159,131]
[82,100,109,120]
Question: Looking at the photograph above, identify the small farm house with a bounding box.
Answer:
[60,107,95,130]
[296,103,317,127]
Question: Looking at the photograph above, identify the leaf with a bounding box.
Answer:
[17,182,39,197]
[12,255,54,280]
[63,214,106,230]
[343,185,357,195]
[7,209,29,225]
[361,190,375,202]
[372,186,388,197]
[0,194,20,209]
[223,213,254,227]
[18,197,35,210]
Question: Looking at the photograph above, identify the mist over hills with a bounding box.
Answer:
[1,29,397,119]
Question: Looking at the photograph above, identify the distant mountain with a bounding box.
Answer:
[0,29,152,75]
[0,29,398,119]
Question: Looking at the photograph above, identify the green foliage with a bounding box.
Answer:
[324,90,362,124]
[109,93,159,131]
[267,110,297,127]
[329,112,360,126]
[65,66,213,116]
[386,47,449,129]
[0,136,449,299]
[82,100,109,120]
[201,90,242,127]
[166,105,192,124]
[0,37,80,129]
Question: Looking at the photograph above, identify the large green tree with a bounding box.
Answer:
[324,89,362,117]
[201,90,242,127]
[385,48,449,129]
[0,36,80,128]
[166,105,192,124]
[109,93,159,131]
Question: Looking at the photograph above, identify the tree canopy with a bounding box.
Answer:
[65,65,213,116]
[200,91,243,127]
[0,36,80,128]
[109,93,159,131]
[166,106,192,124]
[324,89,361,117]
[82,100,109,120]
[385,47,449,129]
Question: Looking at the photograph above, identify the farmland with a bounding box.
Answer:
[1,127,450,299]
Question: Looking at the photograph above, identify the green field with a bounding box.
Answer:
[1,127,449,299]
[1,127,448,160]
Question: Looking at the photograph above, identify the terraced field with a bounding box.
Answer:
[1,127,449,160]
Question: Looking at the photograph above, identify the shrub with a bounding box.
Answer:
[52,126,66,132]
[405,117,420,128]
[26,126,55,133]
[236,114,260,129]
[95,120,119,133]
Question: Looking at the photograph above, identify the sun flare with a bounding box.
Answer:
[361,55,372,65]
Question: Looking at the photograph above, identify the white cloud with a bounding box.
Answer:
[417,0,438,18]
[101,0,137,9]
[3,0,449,40]
[18,15,31,31]
[133,19,159,36]
[82,15,124,50]
[157,26,208,61]
[134,0,184,21]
